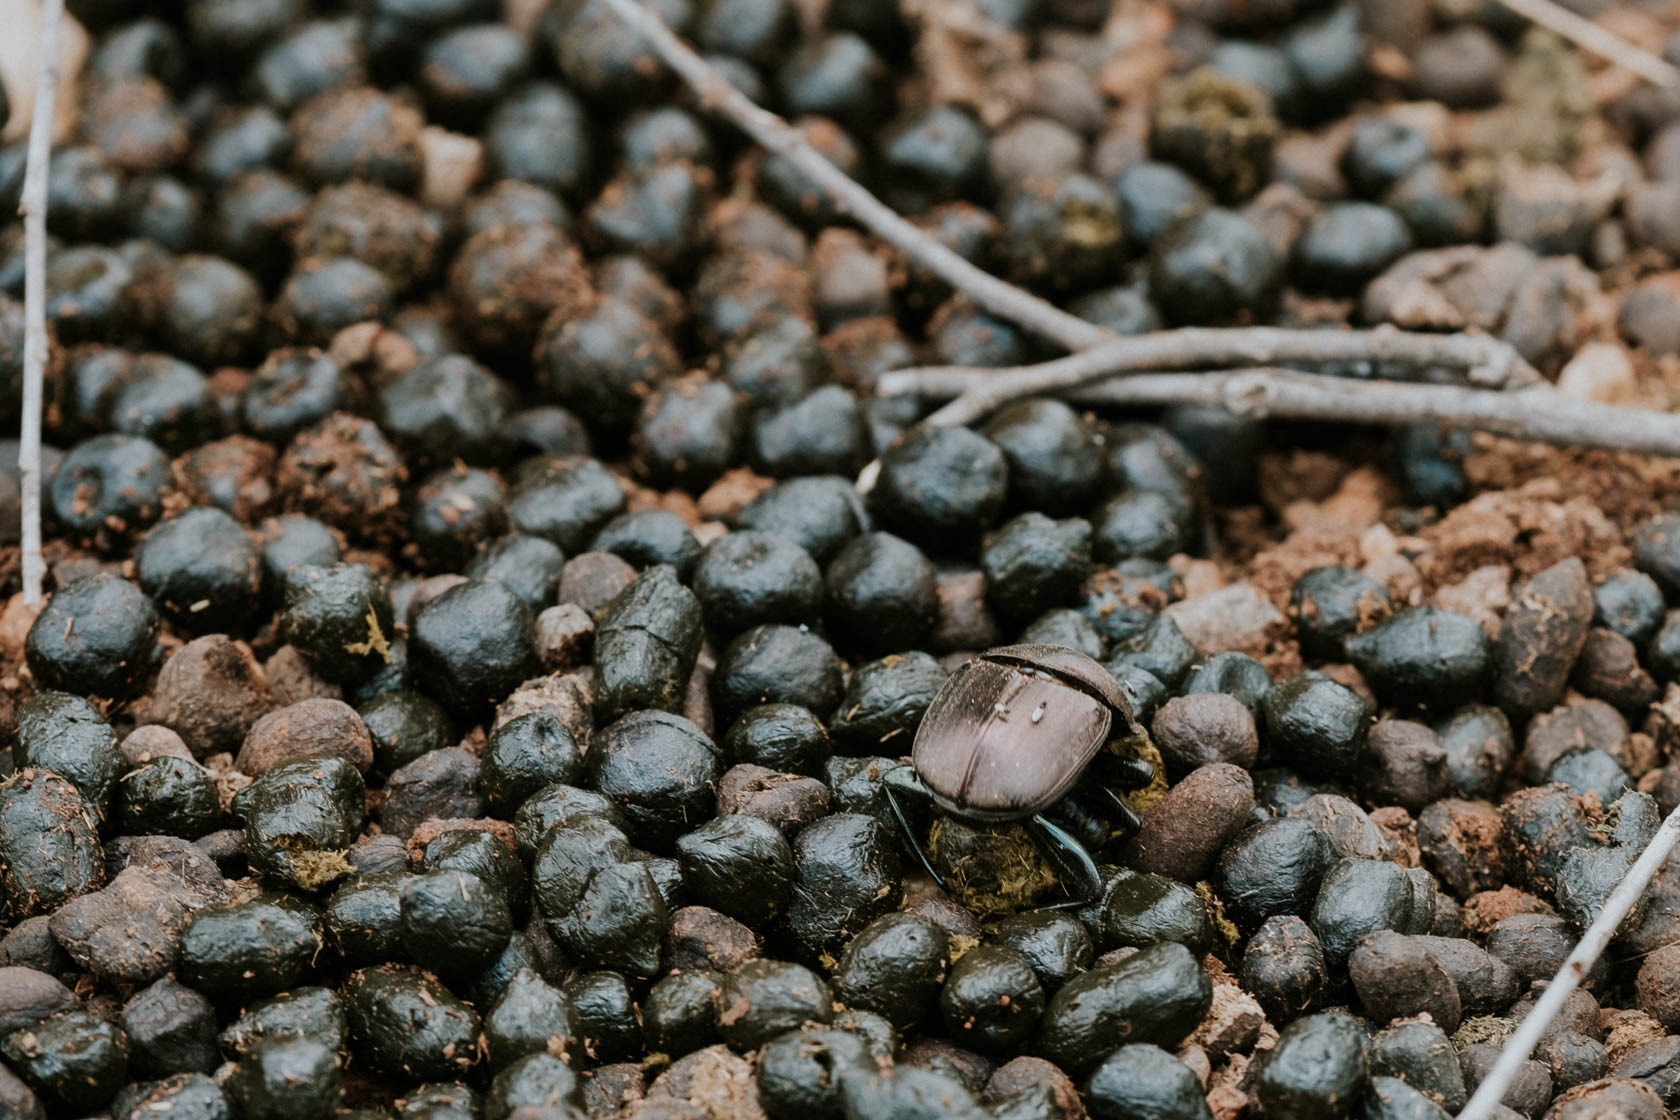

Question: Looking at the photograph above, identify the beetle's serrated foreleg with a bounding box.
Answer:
[882,764,951,892]
[1093,750,1156,791]
[1027,813,1103,908]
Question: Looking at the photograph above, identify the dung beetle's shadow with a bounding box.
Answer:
[883,643,1155,907]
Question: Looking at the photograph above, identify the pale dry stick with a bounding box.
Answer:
[880,326,1544,431]
[1496,0,1680,87]
[885,366,1680,458]
[18,0,66,608]
[853,329,1545,491]
[1459,802,1680,1119]
[596,0,1112,354]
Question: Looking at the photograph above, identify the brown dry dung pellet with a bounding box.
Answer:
[558,551,638,619]
[143,635,277,758]
[236,697,374,776]
[1150,692,1259,773]
[1519,701,1630,785]
[1362,719,1449,812]
[276,412,406,543]
[1418,798,1508,898]
[1491,556,1593,717]
[535,603,595,671]
[1119,763,1254,884]
[1636,943,1680,1030]
[715,764,832,835]
[120,725,196,767]
[1570,628,1660,713]
[667,906,760,973]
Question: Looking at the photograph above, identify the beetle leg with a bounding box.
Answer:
[882,765,952,893]
[1095,786,1143,836]
[1028,814,1103,907]
[1095,751,1157,791]
[1046,792,1109,852]
[882,764,933,800]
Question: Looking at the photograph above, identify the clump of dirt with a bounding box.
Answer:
[904,0,1033,128]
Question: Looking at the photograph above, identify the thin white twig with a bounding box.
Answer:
[18,0,64,608]
[1495,0,1680,87]
[594,0,1112,354]
[1458,803,1680,1119]
[879,326,1544,431]
[884,366,1680,459]
[854,331,1551,492]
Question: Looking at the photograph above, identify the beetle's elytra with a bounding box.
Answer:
[883,643,1156,906]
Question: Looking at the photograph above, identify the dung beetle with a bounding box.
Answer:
[884,643,1155,906]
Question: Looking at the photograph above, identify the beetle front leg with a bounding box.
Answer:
[1085,748,1151,838]
[882,765,952,893]
[1093,750,1156,791]
[1095,785,1143,836]
[1027,813,1103,908]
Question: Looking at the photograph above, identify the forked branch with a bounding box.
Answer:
[884,366,1680,457]
[880,326,1544,431]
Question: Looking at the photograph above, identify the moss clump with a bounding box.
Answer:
[946,933,981,963]
[286,845,355,891]
[1150,68,1281,203]
[1196,881,1243,953]
[1062,200,1125,250]
[1003,175,1128,292]
[927,817,1057,916]
[1452,1015,1517,1052]
[1467,30,1597,166]
[1113,735,1168,816]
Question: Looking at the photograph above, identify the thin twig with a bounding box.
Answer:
[1459,803,1680,1119]
[1495,0,1680,87]
[595,0,1112,354]
[882,366,1680,459]
[854,329,1547,492]
[881,326,1544,431]
[18,0,64,608]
